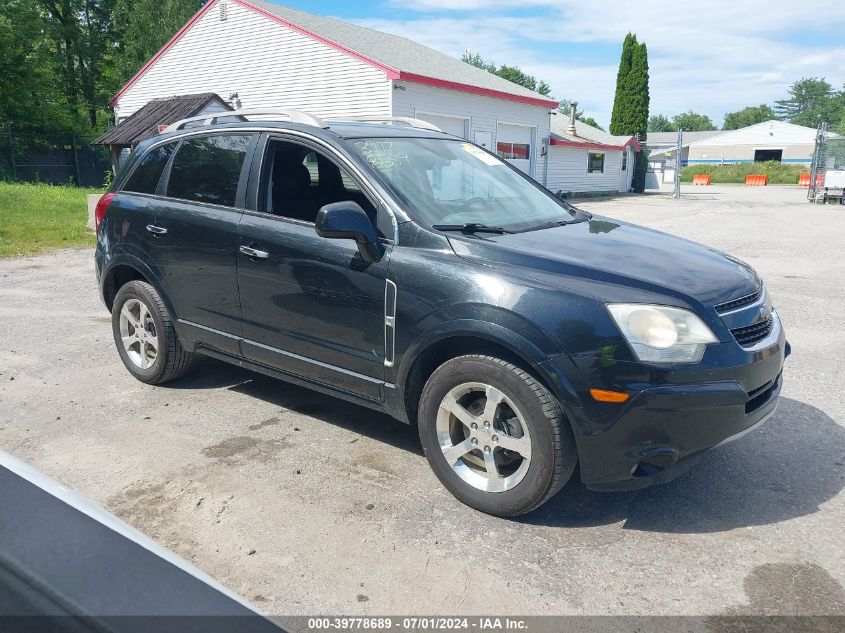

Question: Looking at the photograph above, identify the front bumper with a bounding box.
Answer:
[543,317,788,491]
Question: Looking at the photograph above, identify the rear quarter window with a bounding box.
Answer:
[122,143,176,194]
[166,135,252,207]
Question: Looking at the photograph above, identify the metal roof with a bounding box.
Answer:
[94,93,231,146]
[550,117,634,146]
[246,0,557,107]
[645,130,726,146]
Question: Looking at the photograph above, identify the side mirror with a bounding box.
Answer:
[315,201,385,263]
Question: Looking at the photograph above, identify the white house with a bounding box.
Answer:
[109,0,558,179]
[546,109,639,195]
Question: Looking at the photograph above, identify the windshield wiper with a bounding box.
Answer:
[432,223,508,234]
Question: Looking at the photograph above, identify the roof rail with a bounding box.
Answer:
[164,109,327,132]
[329,116,443,133]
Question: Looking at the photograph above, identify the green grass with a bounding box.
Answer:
[681,161,808,185]
[0,182,98,258]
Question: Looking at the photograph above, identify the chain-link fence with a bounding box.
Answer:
[0,126,111,187]
[642,131,681,195]
[808,122,845,204]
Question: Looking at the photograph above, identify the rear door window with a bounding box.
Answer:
[166,135,253,207]
[123,143,177,194]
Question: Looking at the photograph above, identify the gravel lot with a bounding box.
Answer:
[1,185,843,617]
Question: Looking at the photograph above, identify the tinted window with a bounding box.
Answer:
[123,143,176,194]
[167,135,252,206]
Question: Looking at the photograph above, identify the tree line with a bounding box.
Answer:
[0,0,206,133]
[648,78,845,133]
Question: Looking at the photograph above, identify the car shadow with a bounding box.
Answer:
[168,357,422,455]
[166,362,843,532]
[520,396,845,533]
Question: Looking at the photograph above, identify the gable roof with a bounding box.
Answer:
[94,93,231,146]
[550,116,639,151]
[110,0,558,110]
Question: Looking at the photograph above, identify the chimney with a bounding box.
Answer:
[566,102,578,135]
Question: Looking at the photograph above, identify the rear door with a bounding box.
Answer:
[147,133,258,355]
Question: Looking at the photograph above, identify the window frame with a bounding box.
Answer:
[245,132,392,241]
[587,151,606,174]
[120,142,179,196]
[157,132,258,209]
[496,141,531,161]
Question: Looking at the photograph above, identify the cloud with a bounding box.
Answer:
[355,1,845,127]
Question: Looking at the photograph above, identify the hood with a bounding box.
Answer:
[447,215,760,306]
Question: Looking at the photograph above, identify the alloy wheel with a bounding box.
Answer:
[118,298,159,370]
[435,382,532,493]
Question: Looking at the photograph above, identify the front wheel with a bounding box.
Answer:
[111,281,194,384]
[417,355,577,516]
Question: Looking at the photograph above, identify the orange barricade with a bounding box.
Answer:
[745,174,768,186]
[798,173,811,187]
[692,174,711,185]
[815,174,825,187]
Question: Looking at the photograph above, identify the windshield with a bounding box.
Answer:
[348,137,577,232]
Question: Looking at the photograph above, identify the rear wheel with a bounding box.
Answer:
[417,355,576,516]
[111,281,193,384]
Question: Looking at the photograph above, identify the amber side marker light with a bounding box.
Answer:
[590,388,630,403]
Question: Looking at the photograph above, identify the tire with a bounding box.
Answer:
[418,355,576,517]
[111,280,194,384]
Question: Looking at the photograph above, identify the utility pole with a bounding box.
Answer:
[674,128,683,199]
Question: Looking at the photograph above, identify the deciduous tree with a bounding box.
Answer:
[722,104,775,129]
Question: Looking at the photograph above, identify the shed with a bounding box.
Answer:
[94,92,232,172]
[107,0,557,179]
[546,110,639,195]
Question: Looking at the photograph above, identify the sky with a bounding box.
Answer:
[270,0,845,128]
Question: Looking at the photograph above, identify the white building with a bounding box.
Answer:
[109,0,558,179]
[546,110,639,195]
[684,120,826,166]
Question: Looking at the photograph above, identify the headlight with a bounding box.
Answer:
[607,304,718,363]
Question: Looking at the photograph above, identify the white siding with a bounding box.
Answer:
[114,0,390,120]
[690,120,816,147]
[391,81,551,180]
[547,146,623,194]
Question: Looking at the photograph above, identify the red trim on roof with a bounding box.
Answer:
[550,137,640,151]
[109,0,558,110]
[397,72,558,108]
[109,0,219,107]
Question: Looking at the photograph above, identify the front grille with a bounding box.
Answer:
[730,317,773,347]
[715,289,761,314]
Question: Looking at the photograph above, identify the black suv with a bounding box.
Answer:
[95,112,788,516]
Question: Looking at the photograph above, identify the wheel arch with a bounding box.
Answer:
[396,321,578,428]
[101,255,174,318]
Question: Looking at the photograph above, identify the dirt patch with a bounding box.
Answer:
[202,435,287,462]
[248,417,281,431]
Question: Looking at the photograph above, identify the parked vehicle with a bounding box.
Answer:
[95,111,788,516]
[0,450,281,630]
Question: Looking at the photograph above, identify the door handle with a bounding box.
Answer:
[239,245,270,260]
[146,224,168,235]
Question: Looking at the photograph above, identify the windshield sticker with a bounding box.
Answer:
[460,143,502,166]
[355,141,409,170]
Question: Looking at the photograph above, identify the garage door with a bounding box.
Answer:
[415,113,468,139]
[496,123,533,175]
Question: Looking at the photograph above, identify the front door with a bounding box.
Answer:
[144,133,257,355]
[236,137,390,401]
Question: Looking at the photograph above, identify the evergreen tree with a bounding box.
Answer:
[609,33,635,136]
[611,34,650,192]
